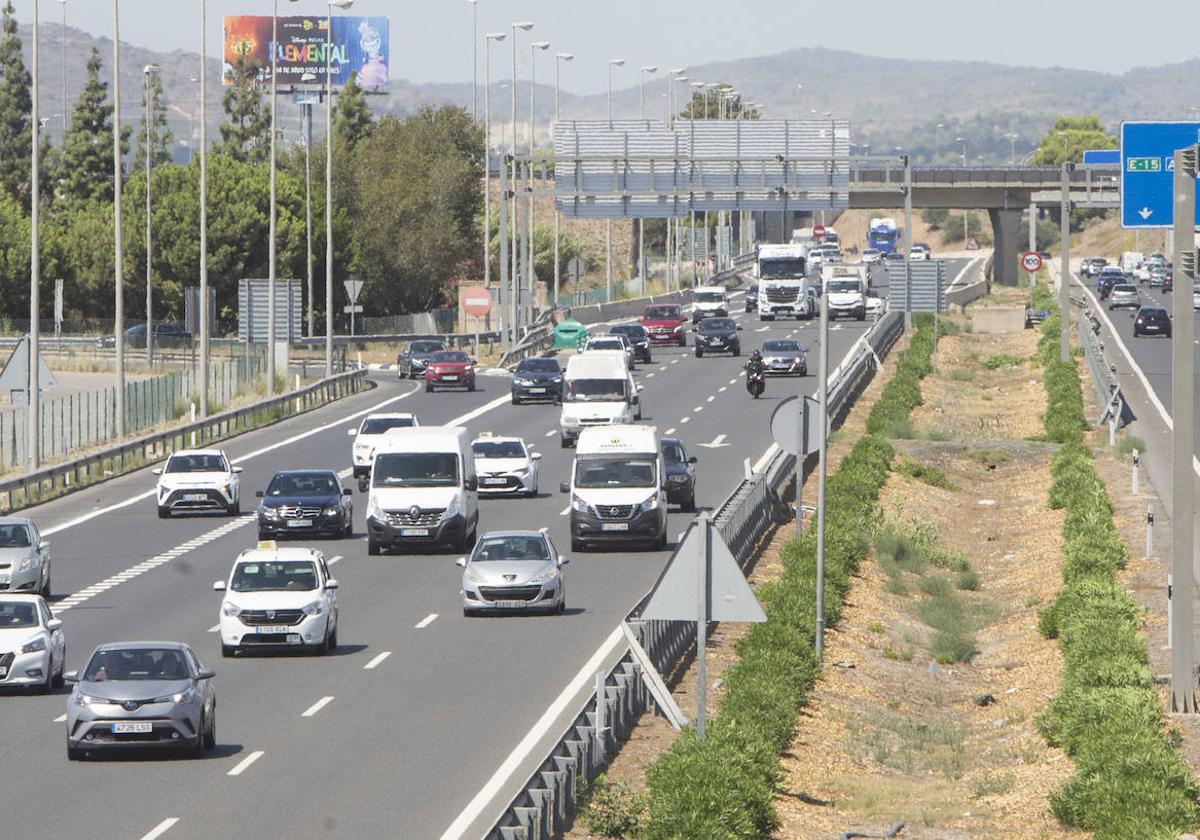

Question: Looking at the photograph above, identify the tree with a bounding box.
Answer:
[57,48,127,204]
[679,85,759,121]
[133,70,174,171]
[333,72,374,150]
[1030,115,1115,166]
[218,52,269,164]
[0,0,31,205]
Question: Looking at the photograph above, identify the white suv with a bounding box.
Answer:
[348,413,420,483]
[472,434,541,497]
[213,545,338,657]
[154,449,242,518]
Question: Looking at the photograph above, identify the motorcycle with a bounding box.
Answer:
[746,367,765,399]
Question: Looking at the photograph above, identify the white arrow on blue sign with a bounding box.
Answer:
[1120,121,1200,229]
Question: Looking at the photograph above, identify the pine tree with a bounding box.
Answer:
[58,48,127,204]
[0,0,32,205]
[333,72,374,151]
[218,53,269,164]
[133,70,174,171]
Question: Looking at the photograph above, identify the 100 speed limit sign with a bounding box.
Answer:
[1021,251,1043,273]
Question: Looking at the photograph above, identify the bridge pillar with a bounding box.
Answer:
[988,208,1022,286]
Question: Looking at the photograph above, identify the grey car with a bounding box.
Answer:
[0,517,51,597]
[760,338,809,376]
[1108,284,1140,311]
[65,642,216,760]
[458,530,569,616]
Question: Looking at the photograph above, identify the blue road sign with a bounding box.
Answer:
[1121,121,1200,229]
[1082,149,1119,165]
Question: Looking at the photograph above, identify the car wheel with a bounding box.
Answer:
[67,744,83,761]
[571,537,586,553]
[220,644,235,658]
[368,540,381,556]
[555,598,566,615]
[227,499,240,516]
[561,435,572,449]
[695,347,703,358]
[343,516,353,537]
[679,335,686,347]
[157,506,169,519]
[683,492,696,513]
[41,575,50,599]
[511,395,520,405]
[654,530,668,551]
[324,624,338,654]
[646,354,653,364]
[425,384,433,393]
[202,708,217,750]
[51,653,65,689]
[733,346,741,357]
[467,381,476,392]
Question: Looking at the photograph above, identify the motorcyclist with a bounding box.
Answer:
[745,350,766,397]
[745,350,766,377]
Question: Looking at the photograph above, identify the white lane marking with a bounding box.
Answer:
[54,713,66,722]
[415,613,439,629]
[558,505,570,516]
[693,406,703,413]
[706,395,715,403]
[436,625,626,840]
[364,651,392,670]
[207,624,220,633]
[728,378,737,385]
[680,416,691,424]
[718,387,727,393]
[544,430,556,438]
[646,372,655,378]
[227,750,265,777]
[448,394,512,427]
[301,696,335,718]
[752,443,780,474]
[42,383,422,537]
[755,326,770,332]
[670,359,679,365]
[327,555,343,566]
[664,427,676,435]
[139,818,180,840]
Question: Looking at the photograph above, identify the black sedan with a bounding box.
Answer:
[511,357,564,404]
[96,322,192,350]
[694,317,741,357]
[1133,306,1171,338]
[256,470,353,540]
[608,324,653,363]
[397,339,446,379]
[661,437,697,512]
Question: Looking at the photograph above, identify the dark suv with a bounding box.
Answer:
[608,324,652,363]
[1133,306,1171,338]
[661,437,697,512]
[398,339,447,379]
[97,322,192,350]
[694,317,741,357]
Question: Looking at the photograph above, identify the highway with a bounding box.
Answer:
[0,264,966,840]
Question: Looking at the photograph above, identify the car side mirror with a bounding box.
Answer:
[38,540,49,552]
[558,555,570,566]
[212,580,226,591]
[347,428,358,436]
[196,668,216,680]
[325,579,339,590]
[455,557,467,568]
[737,325,743,331]
[636,384,645,392]
[559,481,570,494]
[64,670,78,683]
[688,456,698,464]
[531,452,543,461]
[255,490,264,498]
[343,487,353,496]
[46,619,63,631]
[152,468,162,476]
[232,466,243,474]
[465,477,478,492]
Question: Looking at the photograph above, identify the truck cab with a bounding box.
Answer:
[756,244,813,321]
[559,352,641,448]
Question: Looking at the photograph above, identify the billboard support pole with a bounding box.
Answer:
[266,0,278,396]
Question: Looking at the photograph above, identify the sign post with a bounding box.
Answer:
[459,286,493,359]
[343,280,363,337]
[567,257,585,306]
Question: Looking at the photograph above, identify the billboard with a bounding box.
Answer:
[223,16,389,89]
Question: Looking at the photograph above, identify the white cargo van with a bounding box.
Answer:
[365,426,478,555]
[559,425,667,552]
[559,352,641,448]
[691,285,729,322]
[823,264,868,321]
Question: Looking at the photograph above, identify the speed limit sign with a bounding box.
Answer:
[1021,251,1043,273]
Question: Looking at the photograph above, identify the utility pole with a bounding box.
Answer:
[199,0,209,415]
[1059,162,1070,362]
[815,265,829,660]
[483,33,505,298]
[29,0,40,468]
[144,64,159,367]
[606,58,624,302]
[552,52,572,308]
[266,0,279,396]
[903,155,912,330]
[1169,145,1197,713]
[112,0,125,440]
[302,97,314,338]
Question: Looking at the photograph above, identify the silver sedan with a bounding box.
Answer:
[0,517,50,597]
[458,530,568,616]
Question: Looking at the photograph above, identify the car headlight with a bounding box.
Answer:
[302,600,325,616]
[641,494,660,512]
[673,324,683,333]
[151,691,189,704]
[550,376,562,383]
[571,494,590,513]
[222,602,242,617]
[77,693,106,706]
[260,507,280,519]
[668,474,688,483]
[463,565,484,583]
[367,497,384,520]
[444,495,462,518]
[222,484,233,498]
[529,566,559,584]
[514,377,533,386]
[324,506,341,516]
[513,467,530,476]
[21,637,46,654]
[16,555,35,572]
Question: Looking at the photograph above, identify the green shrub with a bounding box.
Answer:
[894,458,955,490]
[955,568,982,591]
[1115,435,1147,456]
[981,353,1023,369]
[581,775,648,838]
[866,320,942,436]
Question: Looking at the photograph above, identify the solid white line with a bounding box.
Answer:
[138,818,180,840]
[436,625,626,840]
[327,555,343,565]
[207,624,220,633]
[226,750,265,777]
[301,696,335,718]
[54,713,66,722]
[449,394,514,427]
[415,613,439,629]
[364,651,392,670]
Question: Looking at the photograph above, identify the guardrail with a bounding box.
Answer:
[1074,297,1127,430]
[0,368,369,514]
[486,309,906,840]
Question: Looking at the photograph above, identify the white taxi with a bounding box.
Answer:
[348,413,420,483]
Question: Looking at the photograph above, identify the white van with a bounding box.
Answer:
[365,426,478,555]
[559,352,641,448]
[691,285,729,323]
[559,425,667,552]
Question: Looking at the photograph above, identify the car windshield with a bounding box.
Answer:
[574,457,657,489]
[83,647,190,681]
[231,560,318,592]
[662,442,686,465]
[165,454,226,473]
[565,378,626,402]
[473,440,526,459]
[695,291,725,303]
[0,524,31,547]
[409,341,444,354]
[266,473,340,497]
[700,318,736,332]
[517,359,561,373]
[372,452,459,488]
[863,249,880,256]
[472,535,550,564]
[1139,309,1166,319]
[0,601,36,627]
[644,306,680,320]
[611,326,646,338]
[827,280,860,294]
[360,417,415,435]
[1113,285,1137,293]
[759,258,805,278]
[430,351,469,363]
[763,340,801,353]
[588,339,624,351]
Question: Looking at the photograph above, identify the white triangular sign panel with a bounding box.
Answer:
[641,520,766,623]
[0,336,59,398]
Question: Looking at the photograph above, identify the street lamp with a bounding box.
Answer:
[143,63,160,366]
[1005,132,1018,166]
[325,0,354,378]
[796,82,802,120]
[266,0,283,397]
[956,135,967,166]
[552,51,572,307]
[704,82,718,119]
[606,58,624,302]
[639,65,657,120]
[28,0,40,467]
[198,0,209,416]
[112,0,125,440]
[637,65,656,294]
[484,32,505,297]
[57,0,66,138]
[300,71,317,339]
[468,0,477,121]
[509,21,533,343]
[528,40,549,320]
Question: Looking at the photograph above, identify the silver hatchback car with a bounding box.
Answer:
[65,642,216,760]
[0,517,51,597]
[458,530,569,616]
[1108,284,1140,311]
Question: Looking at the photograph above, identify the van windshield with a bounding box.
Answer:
[575,457,657,489]
[827,280,861,294]
[372,452,460,488]
[566,378,626,402]
[694,291,725,303]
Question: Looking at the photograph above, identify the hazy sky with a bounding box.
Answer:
[20,0,1200,94]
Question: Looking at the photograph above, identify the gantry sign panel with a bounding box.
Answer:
[553,119,851,219]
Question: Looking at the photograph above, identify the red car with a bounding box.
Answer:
[640,304,687,346]
[424,350,477,392]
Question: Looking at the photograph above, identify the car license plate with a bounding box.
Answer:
[482,478,506,486]
[528,387,546,394]
[601,522,629,531]
[401,528,429,537]
[182,493,207,502]
[287,519,312,528]
[495,600,527,608]
[257,625,292,634]
[442,374,458,381]
[112,722,152,734]
[0,573,8,585]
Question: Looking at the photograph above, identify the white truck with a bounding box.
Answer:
[756,243,814,321]
[822,264,868,321]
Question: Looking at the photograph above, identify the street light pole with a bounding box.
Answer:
[484,33,504,298]
[28,0,39,468]
[143,63,159,367]
[469,0,477,121]
[266,0,280,395]
[552,51,572,308]
[199,0,209,415]
[326,0,355,377]
[509,22,533,343]
[528,41,549,320]
[606,58,624,302]
[796,82,802,120]
[638,65,656,294]
[112,0,125,440]
[301,89,314,338]
[57,0,66,138]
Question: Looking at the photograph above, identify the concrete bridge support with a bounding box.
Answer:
[988,207,1023,286]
